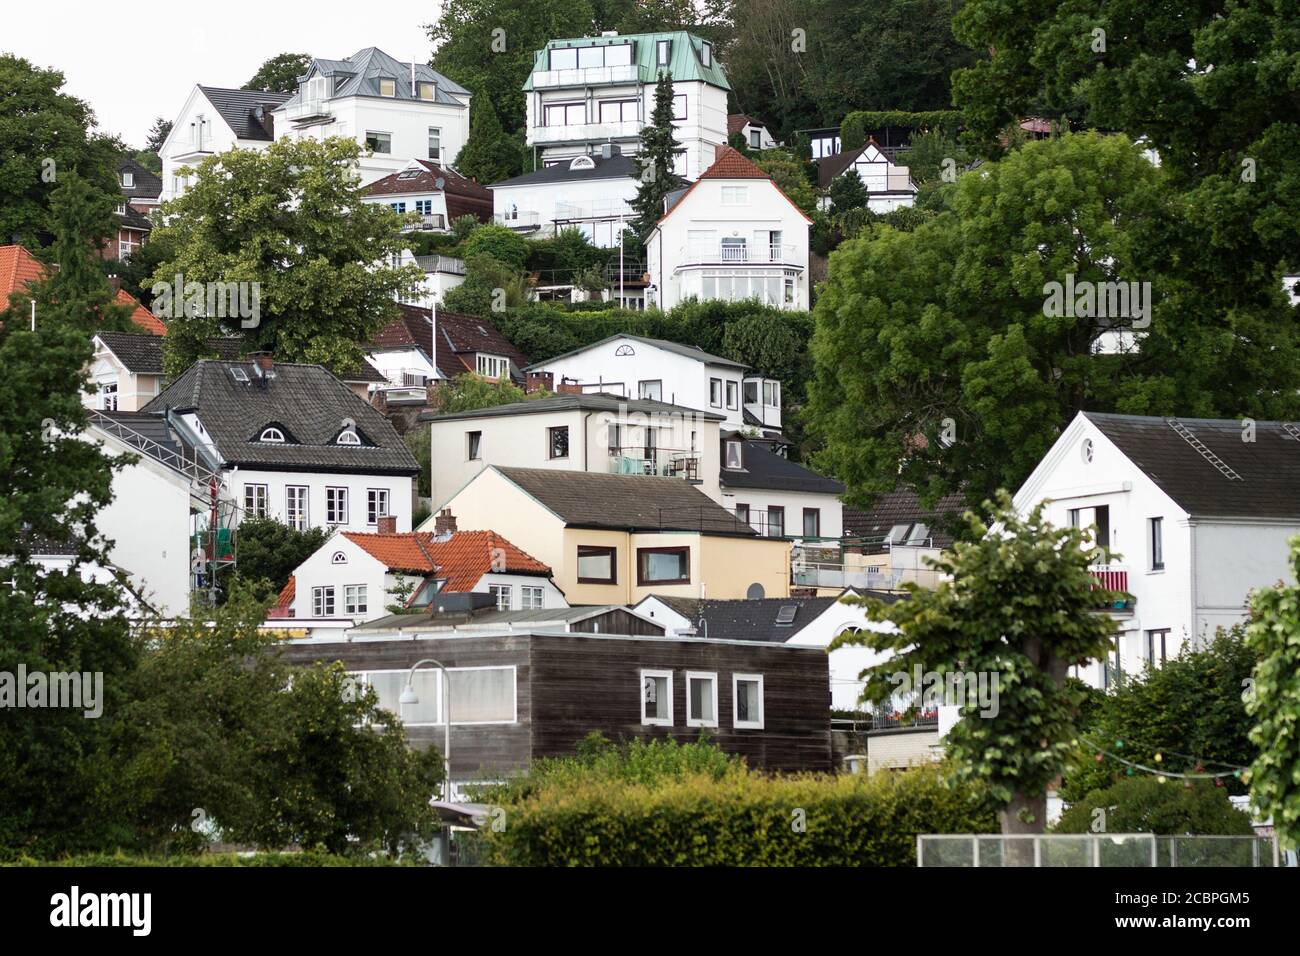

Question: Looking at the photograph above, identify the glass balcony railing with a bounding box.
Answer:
[607,446,701,480]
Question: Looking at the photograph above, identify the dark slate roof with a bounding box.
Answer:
[1084,412,1300,519]
[526,333,747,371]
[116,157,162,201]
[142,360,418,475]
[198,87,292,141]
[91,408,215,474]
[363,160,493,221]
[423,392,726,423]
[353,604,652,633]
[491,153,638,188]
[841,488,967,548]
[95,331,165,374]
[720,439,844,494]
[284,49,468,107]
[493,466,756,535]
[815,144,870,189]
[641,590,904,642]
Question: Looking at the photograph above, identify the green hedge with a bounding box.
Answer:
[841,111,964,150]
[482,766,994,866]
[5,850,411,867]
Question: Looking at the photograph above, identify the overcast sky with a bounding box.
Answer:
[5,1,448,145]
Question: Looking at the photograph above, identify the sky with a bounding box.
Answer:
[4,1,448,145]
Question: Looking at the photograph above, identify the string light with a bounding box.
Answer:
[1081,736,1248,781]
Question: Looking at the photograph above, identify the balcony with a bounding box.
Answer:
[679,243,802,267]
[285,98,333,125]
[495,211,541,229]
[531,64,640,90]
[1090,564,1133,611]
[607,446,701,481]
[403,214,448,233]
[530,118,644,146]
[554,199,635,221]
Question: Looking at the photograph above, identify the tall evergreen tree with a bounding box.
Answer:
[629,71,686,240]
[454,97,521,184]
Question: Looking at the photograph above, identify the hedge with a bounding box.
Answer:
[482,766,994,866]
[841,111,964,150]
[4,850,412,867]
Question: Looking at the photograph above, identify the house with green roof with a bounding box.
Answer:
[522,30,730,180]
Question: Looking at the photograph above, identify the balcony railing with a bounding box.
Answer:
[608,446,701,481]
[554,199,634,221]
[285,98,332,123]
[496,211,541,228]
[530,118,644,145]
[680,243,801,266]
[531,64,640,89]
[1090,564,1133,610]
[793,562,945,591]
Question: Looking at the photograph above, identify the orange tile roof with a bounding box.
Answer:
[268,576,296,618]
[698,145,771,179]
[0,244,164,335]
[341,529,551,591]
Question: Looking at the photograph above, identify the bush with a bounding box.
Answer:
[461,224,528,269]
[841,110,963,150]
[1056,777,1254,836]
[5,850,412,866]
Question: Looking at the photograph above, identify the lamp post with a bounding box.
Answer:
[400,658,452,800]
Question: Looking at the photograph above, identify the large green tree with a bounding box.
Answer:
[808,132,1300,511]
[150,137,422,376]
[0,53,122,247]
[833,493,1121,834]
[243,53,313,93]
[231,518,332,598]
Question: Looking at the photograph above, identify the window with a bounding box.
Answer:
[365,131,392,154]
[744,381,758,404]
[389,201,407,213]
[367,489,389,526]
[415,199,433,215]
[521,585,544,610]
[447,666,517,722]
[477,353,509,380]
[427,127,441,160]
[701,41,713,67]
[344,585,368,615]
[686,671,718,728]
[763,381,780,407]
[549,47,578,70]
[656,39,672,66]
[577,545,616,584]
[312,586,335,617]
[286,486,308,530]
[735,503,750,525]
[548,425,570,459]
[783,276,796,305]
[709,377,723,407]
[607,422,622,455]
[767,506,785,538]
[121,171,135,188]
[489,584,512,610]
[244,483,268,518]
[724,440,743,470]
[637,546,690,586]
[725,381,738,409]
[326,487,349,525]
[258,426,285,443]
[357,670,440,725]
[1145,628,1170,666]
[418,82,437,101]
[638,380,662,401]
[378,77,396,97]
[337,429,362,446]
[803,508,821,538]
[598,99,638,123]
[1149,517,1164,570]
[543,102,586,127]
[641,669,673,726]
[115,203,127,215]
[672,94,687,120]
[467,430,482,460]
[733,674,764,729]
[721,186,748,205]
[99,382,118,411]
[119,233,142,259]
[749,129,761,149]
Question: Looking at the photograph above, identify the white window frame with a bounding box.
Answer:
[121,171,135,188]
[427,126,441,160]
[378,77,396,97]
[418,82,437,102]
[367,488,390,526]
[365,130,392,154]
[656,39,671,67]
[326,486,349,525]
[733,673,764,729]
[641,668,674,726]
[725,440,743,470]
[489,584,512,610]
[312,585,335,617]
[672,94,687,121]
[721,186,748,206]
[686,671,718,728]
[520,585,544,610]
[344,584,368,615]
[244,483,268,518]
[286,485,309,530]
[477,353,509,379]
[259,426,285,443]
[99,382,118,411]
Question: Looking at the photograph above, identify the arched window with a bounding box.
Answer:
[259,427,286,443]
[337,430,361,446]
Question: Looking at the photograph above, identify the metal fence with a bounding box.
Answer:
[917,833,1283,867]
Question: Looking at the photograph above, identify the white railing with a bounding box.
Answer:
[529,118,644,145]
[681,243,800,266]
[532,64,640,89]
[496,211,541,227]
[554,199,634,220]
[285,98,331,122]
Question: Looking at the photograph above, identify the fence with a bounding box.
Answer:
[917,833,1283,867]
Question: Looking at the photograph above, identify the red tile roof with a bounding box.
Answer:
[0,244,164,335]
[370,305,529,380]
[341,529,551,591]
[268,576,296,618]
[362,160,494,223]
[657,146,815,227]
[727,114,768,136]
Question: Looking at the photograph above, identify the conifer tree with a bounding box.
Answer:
[629,71,686,240]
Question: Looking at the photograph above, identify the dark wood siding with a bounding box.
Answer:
[528,634,831,772]
[569,608,665,636]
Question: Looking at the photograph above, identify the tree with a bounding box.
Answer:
[832,493,1122,834]
[0,53,122,246]
[826,170,868,214]
[754,149,817,217]
[145,117,173,154]
[1244,536,1300,850]
[461,223,529,269]
[231,517,332,597]
[454,97,522,185]
[433,373,537,413]
[1056,778,1255,838]
[441,254,533,315]
[243,53,313,94]
[721,311,812,399]
[630,72,686,240]
[150,137,422,377]
[807,132,1300,512]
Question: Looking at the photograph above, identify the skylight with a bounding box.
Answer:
[775,605,798,626]
[229,367,249,383]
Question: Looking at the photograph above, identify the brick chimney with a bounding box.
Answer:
[107,275,121,294]
[556,379,584,396]
[376,515,397,534]
[526,371,553,394]
[434,508,457,535]
[248,351,274,373]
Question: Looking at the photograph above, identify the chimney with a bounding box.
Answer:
[556,377,584,396]
[526,371,553,394]
[107,275,121,294]
[434,508,457,535]
[249,351,274,373]
[376,515,397,534]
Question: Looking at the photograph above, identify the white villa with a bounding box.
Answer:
[816,139,917,213]
[158,86,292,202]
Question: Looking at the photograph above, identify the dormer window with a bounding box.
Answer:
[259,427,286,443]
[337,429,362,446]
[725,440,743,470]
[701,42,712,68]
[379,77,396,97]
[418,81,436,101]
[656,39,671,67]
[120,172,134,188]
[569,155,596,170]
[115,204,127,215]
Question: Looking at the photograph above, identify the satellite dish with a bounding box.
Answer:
[746,583,765,600]
[435,177,446,190]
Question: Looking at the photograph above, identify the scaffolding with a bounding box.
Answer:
[191,477,240,605]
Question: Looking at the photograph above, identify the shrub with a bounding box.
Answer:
[1056,777,1254,836]
[5,850,413,866]
[461,224,528,269]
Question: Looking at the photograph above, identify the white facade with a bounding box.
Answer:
[733,118,777,151]
[429,400,723,507]
[226,466,413,535]
[159,87,282,202]
[818,141,916,213]
[85,338,163,412]
[1014,412,1300,687]
[491,158,637,248]
[722,484,844,541]
[529,335,758,431]
[285,534,566,624]
[390,250,466,310]
[646,167,812,311]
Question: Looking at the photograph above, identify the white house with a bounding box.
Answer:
[159,86,292,202]
[142,354,418,537]
[523,30,730,180]
[645,146,812,311]
[273,48,472,186]
[87,332,168,412]
[525,332,782,434]
[490,145,638,249]
[274,520,565,629]
[728,114,777,151]
[816,139,917,213]
[719,434,844,540]
[362,159,493,233]
[1014,411,1300,688]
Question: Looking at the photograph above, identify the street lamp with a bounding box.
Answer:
[400,658,452,801]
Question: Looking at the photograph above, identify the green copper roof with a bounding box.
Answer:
[522,31,730,91]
